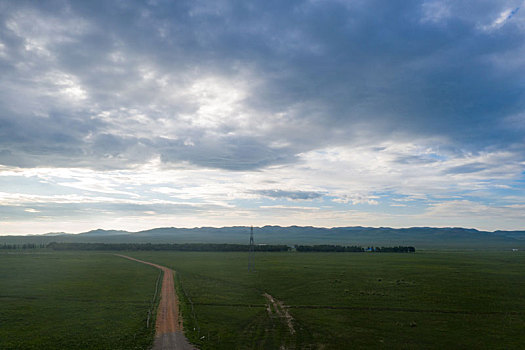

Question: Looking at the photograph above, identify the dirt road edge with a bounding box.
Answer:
[115,254,196,350]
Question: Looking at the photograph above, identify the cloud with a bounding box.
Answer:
[482,6,521,31]
[160,136,298,171]
[259,205,320,211]
[255,189,324,201]
[445,162,487,174]
[0,0,523,172]
[332,194,379,206]
[0,1,524,232]
[421,0,451,24]
[422,199,525,223]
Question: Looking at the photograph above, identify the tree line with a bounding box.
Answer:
[1,242,416,253]
[44,242,415,252]
[1,243,45,249]
[0,242,416,253]
[295,245,415,253]
[295,245,365,252]
[371,246,416,253]
[46,242,291,252]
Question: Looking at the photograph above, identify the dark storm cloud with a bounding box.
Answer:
[1,0,524,170]
[159,136,297,171]
[255,189,324,201]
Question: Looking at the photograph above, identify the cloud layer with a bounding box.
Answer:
[0,0,524,233]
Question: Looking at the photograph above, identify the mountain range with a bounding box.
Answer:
[1,226,524,249]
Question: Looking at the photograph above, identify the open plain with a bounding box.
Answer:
[127,250,525,349]
[2,249,524,349]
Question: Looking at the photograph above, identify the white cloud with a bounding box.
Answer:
[481,6,520,31]
[421,0,451,24]
[0,41,6,58]
[6,8,92,57]
[259,205,320,210]
[3,135,523,233]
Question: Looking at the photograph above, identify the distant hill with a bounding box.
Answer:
[80,229,130,236]
[1,226,525,249]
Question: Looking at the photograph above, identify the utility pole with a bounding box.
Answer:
[248,226,255,272]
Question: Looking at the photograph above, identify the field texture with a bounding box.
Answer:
[0,252,159,350]
[126,250,525,349]
[2,250,525,349]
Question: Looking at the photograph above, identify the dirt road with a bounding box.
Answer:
[116,254,196,350]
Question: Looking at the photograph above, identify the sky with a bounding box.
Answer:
[0,0,524,235]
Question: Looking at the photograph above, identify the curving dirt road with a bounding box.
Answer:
[116,254,196,350]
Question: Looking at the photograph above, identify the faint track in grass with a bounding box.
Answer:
[190,301,522,315]
[287,305,522,315]
[115,254,196,350]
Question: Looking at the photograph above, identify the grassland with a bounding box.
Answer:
[2,249,525,349]
[126,250,525,349]
[0,251,159,350]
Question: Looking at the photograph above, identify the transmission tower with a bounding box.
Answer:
[248,226,255,272]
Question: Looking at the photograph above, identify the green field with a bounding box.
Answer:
[1,250,525,349]
[126,250,525,349]
[0,252,159,350]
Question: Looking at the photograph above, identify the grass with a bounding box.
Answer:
[0,251,159,350]
[125,250,525,349]
[2,249,525,349]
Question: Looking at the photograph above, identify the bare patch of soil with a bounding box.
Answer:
[263,293,295,335]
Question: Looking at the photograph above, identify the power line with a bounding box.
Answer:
[248,226,255,272]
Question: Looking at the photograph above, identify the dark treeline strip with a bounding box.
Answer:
[376,246,416,253]
[295,245,415,253]
[46,242,290,252]
[1,243,45,249]
[295,245,364,252]
[44,243,415,252]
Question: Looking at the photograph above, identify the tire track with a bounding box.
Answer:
[189,301,522,316]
